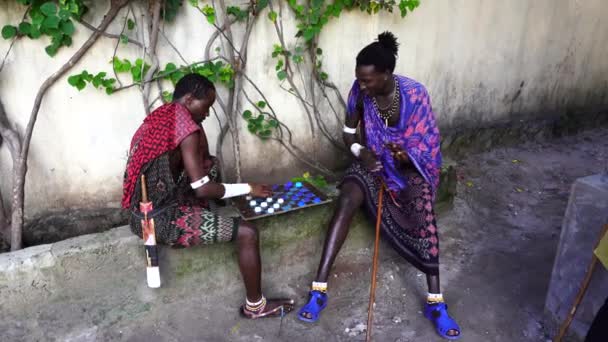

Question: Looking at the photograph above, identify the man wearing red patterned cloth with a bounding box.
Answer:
[122,73,293,318]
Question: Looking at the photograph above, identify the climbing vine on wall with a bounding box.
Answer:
[0,0,420,250]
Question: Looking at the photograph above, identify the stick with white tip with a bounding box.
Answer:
[140,175,161,288]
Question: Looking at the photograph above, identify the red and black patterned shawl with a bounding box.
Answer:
[121,103,203,209]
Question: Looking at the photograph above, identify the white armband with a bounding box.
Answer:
[190,176,210,189]
[221,183,252,199]
[350,143,364,157]
[343,125,357,134]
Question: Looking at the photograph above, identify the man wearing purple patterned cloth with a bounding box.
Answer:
[298,32,461,340]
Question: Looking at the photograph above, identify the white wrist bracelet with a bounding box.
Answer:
[222,183,252,199]
[350,143,364,157]
[343,125,357,134]
[190,176,210,189]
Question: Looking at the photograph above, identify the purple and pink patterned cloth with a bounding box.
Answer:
[347,75,442,196]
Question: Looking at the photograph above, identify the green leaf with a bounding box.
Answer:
[320,71,328,80]
[40,2,58,16]
[303,28,315,41]
[105,87,114,95]
[60,20,75,35]
[42,15,60,29]
[277,70,287,80]
[75,79,86,90]
[61,34,72,46]
[170,70,185,84]
[268,11,277,22]
[45,43,59,56]
[268,119,278,128]
[127,19,135,30]
[202,5,216,24]
[58,9,71,20]
[18,22,32,35]
[247,123,257,133]
[316,48,323,55]
[67,74,81,86]
[31,11,45,26]
[256,101,266,109]
[131,67,142,82]
[256,0,269,12]
[120,34,128,44]
[102,78,116,88]
[92,77,102,88]
[29,26,41,39]
[81,70,93,81]
[164,62,177,73]
[188,0,199,7]
[292,55,304,64]
[113,57,131,73]
[256,114,265,122]
[243,110,253,119]
[227,6,248,21]
[162,90,173,102]
[2,25,17,39]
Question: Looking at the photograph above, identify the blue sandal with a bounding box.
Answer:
[297,290,328,323]
[424,302,461,340]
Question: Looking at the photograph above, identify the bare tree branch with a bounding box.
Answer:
[0,6,31,74]
[111,6,133,87]
[142,0,162,114]
[0,98,19,245]
[10,0,131,251]
[268,0,316,136]
[78,17,144,48]
[160,28,189,65]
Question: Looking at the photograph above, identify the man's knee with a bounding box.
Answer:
[237,221,259,244]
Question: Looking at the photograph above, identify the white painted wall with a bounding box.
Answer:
[0,0,607,216]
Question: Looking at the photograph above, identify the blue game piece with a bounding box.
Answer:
[272,184,279,191]
[285,181,293,188]
[313,198,322,203]
[283,205,292,210]
[298,201,306,207]
[295,182,303,188]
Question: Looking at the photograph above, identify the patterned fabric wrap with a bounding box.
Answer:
[129,156,239,246]
[343,162,439,275]
[122,103,201,209]
[347,75,442,194]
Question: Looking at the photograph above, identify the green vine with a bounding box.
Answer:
[242,101,279,139]
[270,0,420,83]
[68,58,235,99]
[4,0,421,144]
[1,0,87,56]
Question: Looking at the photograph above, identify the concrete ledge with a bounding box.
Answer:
[544,174,608,341]
[0,173,457,341]
[0,204,376,341]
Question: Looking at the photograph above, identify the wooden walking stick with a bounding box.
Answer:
[140,175,161,288]
[554,224,608,342]
[366,185,384,342]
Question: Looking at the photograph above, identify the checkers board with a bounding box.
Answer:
[232,181,332,220]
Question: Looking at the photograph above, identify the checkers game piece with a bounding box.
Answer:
[232,181,332,220]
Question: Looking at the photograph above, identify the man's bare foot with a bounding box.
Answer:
[241,298,295,319]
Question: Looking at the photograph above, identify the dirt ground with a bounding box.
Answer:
[93,127,607,342]
[2,127,606,342]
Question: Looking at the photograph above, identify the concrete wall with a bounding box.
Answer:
[1,0,607,216]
